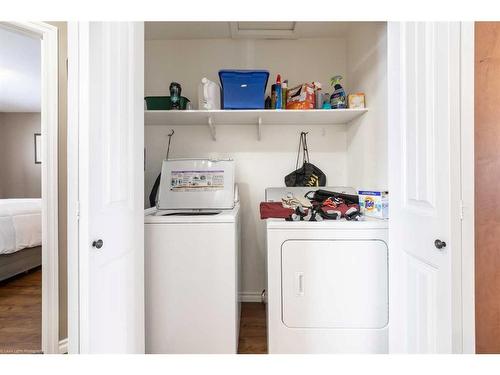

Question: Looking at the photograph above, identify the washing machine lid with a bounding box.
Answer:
[144,203,240,224]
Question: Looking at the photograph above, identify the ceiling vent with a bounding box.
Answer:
[229,22,297,39]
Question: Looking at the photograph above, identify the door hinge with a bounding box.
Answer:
[76,200,80,221]
[459,200,464,220]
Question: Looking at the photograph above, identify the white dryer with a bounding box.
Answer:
[266,187,388,354]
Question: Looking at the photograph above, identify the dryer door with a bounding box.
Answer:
[281,239,388,329]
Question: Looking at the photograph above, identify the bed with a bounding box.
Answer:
[0,199,42,282]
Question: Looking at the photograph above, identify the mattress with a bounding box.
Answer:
[0,199,42,255]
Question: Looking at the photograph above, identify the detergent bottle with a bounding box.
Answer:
[329,75,347,109]
[198,77,221,110]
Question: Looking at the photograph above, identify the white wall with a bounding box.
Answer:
[0,112,41,198]
[346,22,388,190]
[144,27,387,297]
[0,27,41,112]
[145,37,347,108]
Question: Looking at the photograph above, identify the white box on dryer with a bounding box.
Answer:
[358,190,389,219]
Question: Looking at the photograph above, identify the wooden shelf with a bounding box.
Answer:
[144,108,368,140]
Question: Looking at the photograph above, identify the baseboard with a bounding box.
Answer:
[59,338,68,354]
[239,291,265,303]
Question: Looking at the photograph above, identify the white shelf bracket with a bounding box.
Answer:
[257,117,262,141]
[208,116,216,141]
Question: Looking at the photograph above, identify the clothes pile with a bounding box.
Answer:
[260,189,362,222]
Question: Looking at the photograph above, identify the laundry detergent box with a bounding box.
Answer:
[358,190,389,219]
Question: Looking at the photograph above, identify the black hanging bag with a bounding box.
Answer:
[284,132,327,187]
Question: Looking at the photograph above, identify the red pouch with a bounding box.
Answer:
[321,197,360,218]
[260,202,294,219]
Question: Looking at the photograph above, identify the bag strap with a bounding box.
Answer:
[295,132,304,170]
[294,132,311,170]
[302,132,310,163]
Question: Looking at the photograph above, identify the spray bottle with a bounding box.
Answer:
[329,75,347,109]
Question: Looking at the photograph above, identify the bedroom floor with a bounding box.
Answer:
[0,268,41,354]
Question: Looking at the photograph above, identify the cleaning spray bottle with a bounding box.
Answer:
[329,75,347,109]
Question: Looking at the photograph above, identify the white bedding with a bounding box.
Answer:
[0,199,42,255]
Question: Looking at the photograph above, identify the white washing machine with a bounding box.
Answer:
[265,187,388,354]
[145,159,241,354]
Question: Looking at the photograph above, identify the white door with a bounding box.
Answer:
[388,22,461,353]
[69,22,144,353]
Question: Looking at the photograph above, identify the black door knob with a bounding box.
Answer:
[434,239,446,250]
[92,239,104,249]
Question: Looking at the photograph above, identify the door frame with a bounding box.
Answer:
[459,21,475,353]
[67,21,83,354]
[0,21,60,354]
[451,21,476,354]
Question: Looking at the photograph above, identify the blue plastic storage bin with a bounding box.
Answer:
[218,70,269,109]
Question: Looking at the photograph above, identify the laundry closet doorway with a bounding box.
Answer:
[67,21,475,354]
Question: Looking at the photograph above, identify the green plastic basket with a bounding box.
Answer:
[144,96,190,110]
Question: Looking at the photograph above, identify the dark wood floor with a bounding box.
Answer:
[238,302,267,354]
[0,268,42,354]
